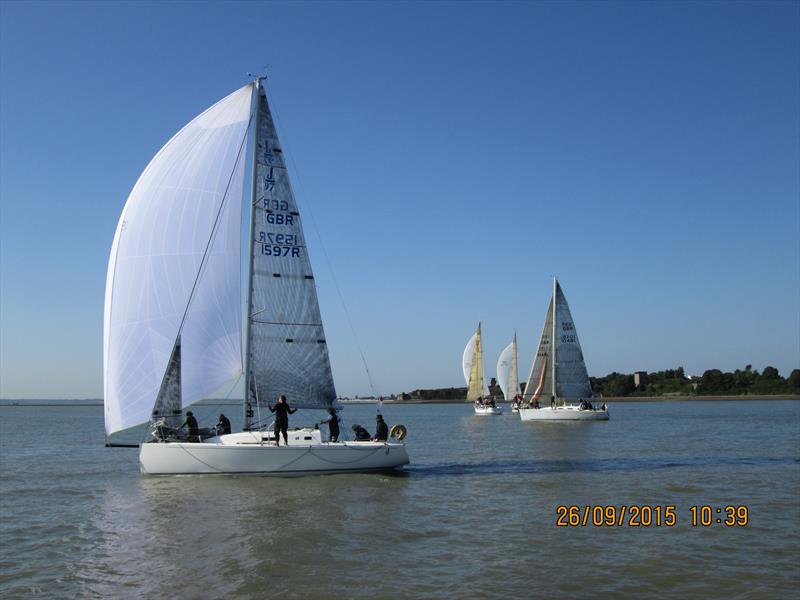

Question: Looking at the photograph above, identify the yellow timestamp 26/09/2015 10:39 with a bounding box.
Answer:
[555,505,749,527]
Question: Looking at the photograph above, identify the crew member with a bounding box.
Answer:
[373,414,389,441]
[268,395,297,446]
[352,424,371,441]
[216,413,231,435]
[322,407,340,442]
[180,410,200,442]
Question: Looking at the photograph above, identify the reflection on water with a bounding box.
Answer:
[1,401,798,599]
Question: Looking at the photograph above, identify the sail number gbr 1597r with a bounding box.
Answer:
[258,231,302,258]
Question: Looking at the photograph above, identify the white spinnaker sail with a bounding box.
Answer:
[104,84,252,435]
[497,335,519,401]
[462,333,477,385]
[523,297,554,403]
[245,87,336,409]
[554,282,593,400]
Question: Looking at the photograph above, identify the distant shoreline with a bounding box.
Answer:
[2,395,798,407]
[382,394,800,404]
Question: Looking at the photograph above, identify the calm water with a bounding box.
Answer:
[1,400,798,599]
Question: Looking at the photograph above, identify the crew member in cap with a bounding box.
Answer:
[373,413,388,441]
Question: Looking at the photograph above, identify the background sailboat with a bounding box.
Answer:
[463,323,502,415]
[104,78,410,473]
[497,333,521,411]
[519,278,609,421]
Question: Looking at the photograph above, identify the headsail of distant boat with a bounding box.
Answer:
[496,334,520,401]
[463,323,486,401]
[523,297,554,404]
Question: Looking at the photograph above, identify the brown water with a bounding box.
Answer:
[1,400,798,599]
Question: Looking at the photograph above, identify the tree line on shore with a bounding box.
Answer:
[400,365,800,400]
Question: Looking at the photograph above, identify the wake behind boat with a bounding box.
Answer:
[104,78,409,474]
[519,278,609,422]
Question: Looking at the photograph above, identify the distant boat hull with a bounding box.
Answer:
[473,404,503,415]
[519,405,609,421]
[139,429,409,475]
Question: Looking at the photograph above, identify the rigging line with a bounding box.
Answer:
[266,88,379,399]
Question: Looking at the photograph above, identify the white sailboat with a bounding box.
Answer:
[463,323,502,415]
[497,333,522,412]
[518,279,609,421]
[104,78,410,474]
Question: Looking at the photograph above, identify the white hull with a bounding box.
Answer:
[519,405,609,421]
[139,429,409,475]
[474,405,503,415]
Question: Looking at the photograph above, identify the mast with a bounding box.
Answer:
[552,276,557,404]
[243,77,263,429]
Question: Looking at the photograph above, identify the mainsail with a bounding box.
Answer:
[462,323,486,401]
[104,85,252,435]
[523,297,554,404]
[553,282,593,400]
[244,84,336,413]
[496,334,519,401]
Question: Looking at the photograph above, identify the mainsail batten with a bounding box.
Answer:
[104,85,252,436]
[244,85,336,412]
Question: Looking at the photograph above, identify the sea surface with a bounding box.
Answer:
[1,400,798,599]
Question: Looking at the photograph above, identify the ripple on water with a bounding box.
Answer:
[0,401,798,599]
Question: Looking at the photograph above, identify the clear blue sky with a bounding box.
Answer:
[1,1,798,399]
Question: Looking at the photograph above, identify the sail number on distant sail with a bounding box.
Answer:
[561,321,575,343]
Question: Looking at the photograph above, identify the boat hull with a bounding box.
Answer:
[140,438,410,475]
[474,405,503,415]
[519,405,609,421]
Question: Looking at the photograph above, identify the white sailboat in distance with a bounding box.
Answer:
[497,333,522,412]
[463,323,502,415]
[518,278,609,421]
[104,77,410,474]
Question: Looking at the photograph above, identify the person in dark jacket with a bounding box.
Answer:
[181,410,200,442]
[373,414,389,441]
[268,395,297,446]
[351,424,371,441]
[322,407,340,442]
[216,413,231,435]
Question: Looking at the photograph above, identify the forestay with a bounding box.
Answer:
[497,334,519,401]
[104,85,252,435]
[553,282,593,400]
[245,86,336,410]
